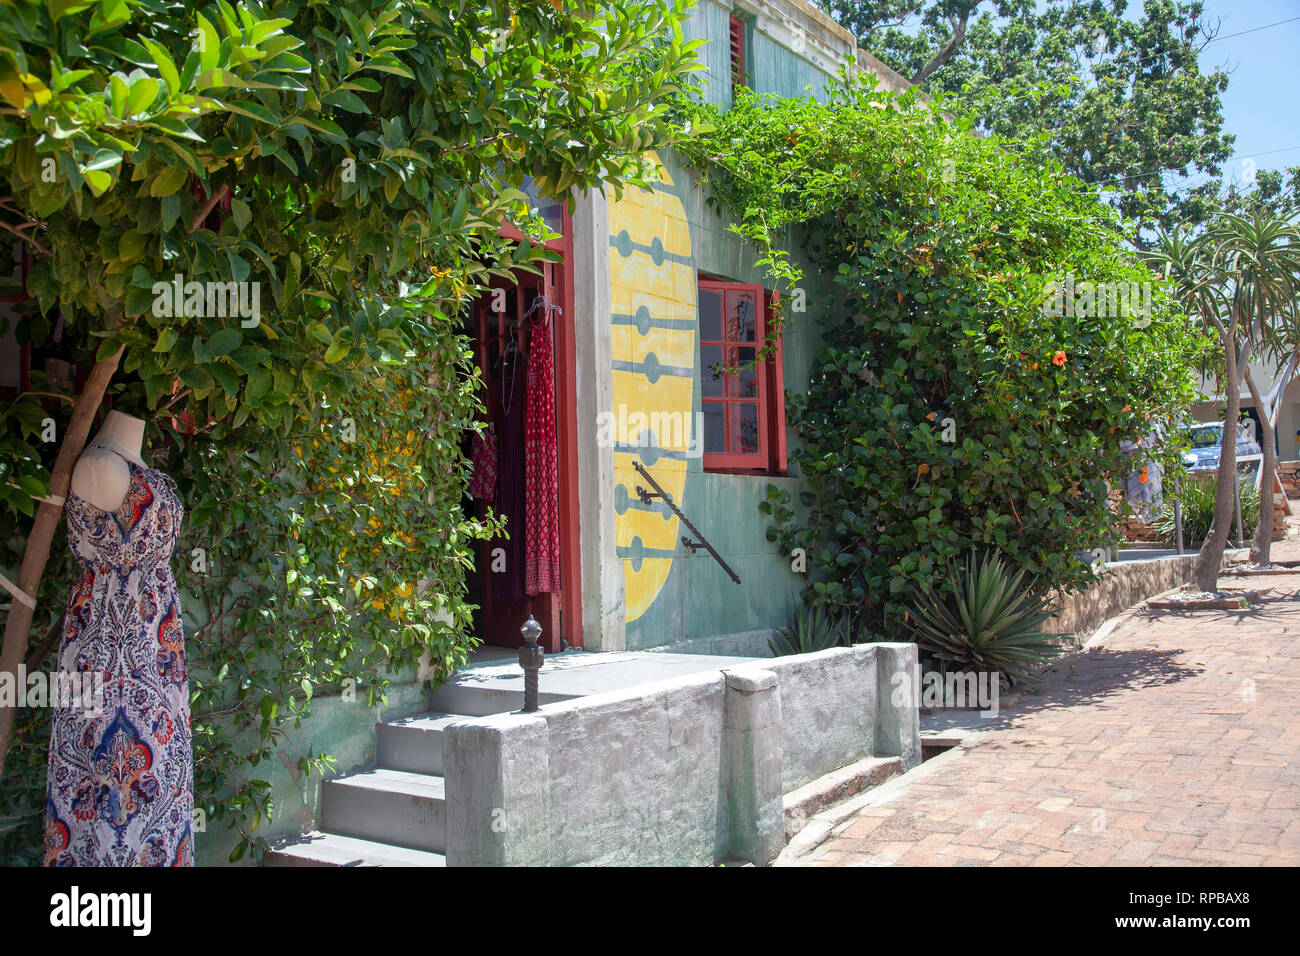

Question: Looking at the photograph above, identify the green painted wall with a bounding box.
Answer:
[683,0,841,108]
[621,145,836,652]
[749,26,837,101]
[617,5,851,651]
[194,678,430,865]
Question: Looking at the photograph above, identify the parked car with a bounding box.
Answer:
[1180,421,1262,472]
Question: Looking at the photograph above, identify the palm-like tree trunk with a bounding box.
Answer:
[1194,322,1244,592]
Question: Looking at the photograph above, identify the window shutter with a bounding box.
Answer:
[729,16,746,92]
[767,291,787,473]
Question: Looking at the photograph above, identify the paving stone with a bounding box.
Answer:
[799,557,1300,868]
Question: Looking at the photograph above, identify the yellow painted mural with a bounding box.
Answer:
[608,153,696,622]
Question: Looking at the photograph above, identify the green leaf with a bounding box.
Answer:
[142,38,181,95]
[322,90,369,114]
[196,12,221,73]
[221,100,280,127]
[107,74,129,116]
[230,198,252,232]
[150,165,190,197]
[180,365,215,392]
[210,361,240,397]
[126,76,160,116]
[81,148,123,173]
[83,168,113,196]
[207,328,243,356]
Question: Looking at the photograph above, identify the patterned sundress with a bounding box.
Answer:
[43,450,193,867]
[524,302,560,596]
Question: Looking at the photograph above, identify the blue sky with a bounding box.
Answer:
[1201,0,1300,187]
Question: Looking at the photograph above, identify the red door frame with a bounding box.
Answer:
[488,211,582,652]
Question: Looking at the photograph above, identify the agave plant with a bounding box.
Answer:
[905,551,1068,686]
[768,604,854,656]
[1153,473,1259,546]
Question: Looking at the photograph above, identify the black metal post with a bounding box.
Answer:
[519,615,544,713]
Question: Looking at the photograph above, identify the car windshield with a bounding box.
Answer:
[1187,425,1222,448]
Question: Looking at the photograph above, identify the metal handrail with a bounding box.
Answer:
[632,459,741,585]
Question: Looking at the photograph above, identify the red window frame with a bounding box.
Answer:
[699,279,786,473]
[728,15,746,93]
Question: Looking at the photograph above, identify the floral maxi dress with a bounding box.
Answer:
[43,452,194,866]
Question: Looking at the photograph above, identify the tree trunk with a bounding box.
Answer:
[911,10,972,86]
[1193,326,1243,592]
[1243,367,1277,564]
[0,346,123,779]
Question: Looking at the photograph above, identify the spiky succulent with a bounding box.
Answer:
[905,551,1068,685]
[768,604,853,656]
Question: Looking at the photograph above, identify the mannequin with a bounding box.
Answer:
[70,411,147,513]
[45,407,194,866]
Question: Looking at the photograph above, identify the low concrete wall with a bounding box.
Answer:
[444,642,919,866]
[734,646,875,791]
[1048,551,1242,645]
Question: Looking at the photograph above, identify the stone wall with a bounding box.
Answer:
[1279,460,1300,499]
[1046,551,1242,646]
[443,642,919,866]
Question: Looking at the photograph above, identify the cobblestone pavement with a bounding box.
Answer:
[798,557,1300,867]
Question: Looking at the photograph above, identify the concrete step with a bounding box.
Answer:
[263,830,446,867]
[320,768,447,853]
[783,755,903,842]
[376,712,466,775]
[426,680,573,717]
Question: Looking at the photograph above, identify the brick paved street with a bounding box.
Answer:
[797,558,1300,867]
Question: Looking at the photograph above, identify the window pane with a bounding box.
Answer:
[699,289,723,341]
[728,347,757,398]
[729,290,756,342]
[731,402,759,453]
[701,344,725,397]
[520,175,565,235]
[703,401,725,453]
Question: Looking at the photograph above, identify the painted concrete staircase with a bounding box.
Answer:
[263,711,469,867]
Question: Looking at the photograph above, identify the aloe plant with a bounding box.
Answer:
[768,605,854,656]
[905,551,1068,685]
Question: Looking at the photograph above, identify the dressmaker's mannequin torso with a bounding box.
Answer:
[46,408,194,867]
[70,411,147,513]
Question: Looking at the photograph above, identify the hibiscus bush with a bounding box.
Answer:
[678,74,1206,633]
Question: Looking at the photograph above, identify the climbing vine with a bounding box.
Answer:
[676,72,1208,632]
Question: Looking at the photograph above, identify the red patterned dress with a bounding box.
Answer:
[525,304,560,595]
[44,451,193,866]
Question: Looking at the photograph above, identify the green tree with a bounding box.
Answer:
[678,75,1205,634]
[819,0,1235,243]
[0,0,699,859]
[1151,211,1300,585]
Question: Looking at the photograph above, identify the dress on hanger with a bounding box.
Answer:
[525,299,561,596]
[43,449,193,867]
